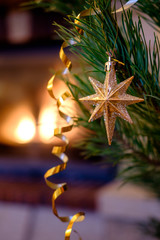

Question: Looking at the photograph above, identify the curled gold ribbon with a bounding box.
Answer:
[45,1,138,239]
[46,73,85,240]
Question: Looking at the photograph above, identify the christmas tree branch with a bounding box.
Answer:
[54,0,160,197]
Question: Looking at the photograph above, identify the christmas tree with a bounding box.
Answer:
[25,0,160,238]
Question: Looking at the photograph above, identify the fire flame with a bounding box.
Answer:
[0,104,36,144]
[38,106,56,143]
[15,118,36,143]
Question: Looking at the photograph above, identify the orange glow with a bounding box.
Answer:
[38,106,56,143]
[15,118,35,143]
[0,104,36,144]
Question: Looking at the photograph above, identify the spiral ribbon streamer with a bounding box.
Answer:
[45,1,138,239]
[46,75,85,240]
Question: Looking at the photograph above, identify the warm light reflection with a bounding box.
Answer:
[15,118,36,143]
[39,106,56,143]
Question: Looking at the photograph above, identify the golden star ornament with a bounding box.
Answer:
[79,58,144,145]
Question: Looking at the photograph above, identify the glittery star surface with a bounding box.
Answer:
[79,62,144,145]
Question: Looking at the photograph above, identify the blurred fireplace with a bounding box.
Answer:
[0,4,117,208]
